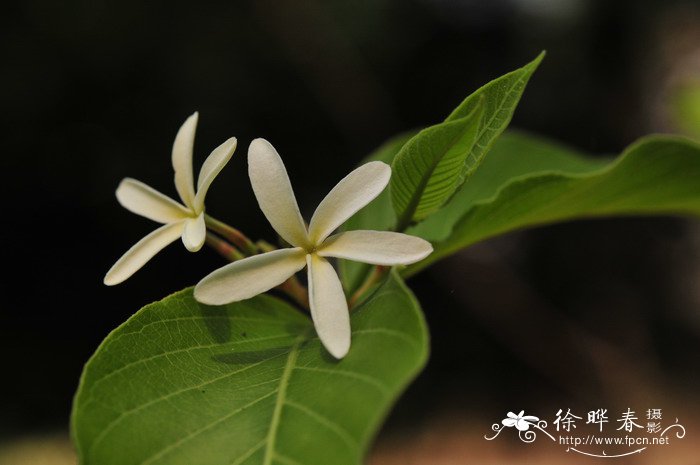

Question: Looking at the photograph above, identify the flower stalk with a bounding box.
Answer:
[278,275,310,309]
[205,233,245,261]
[205,214,258,255]
[206,229,310,309]
[349,265,387,308]
[256,239,278,253]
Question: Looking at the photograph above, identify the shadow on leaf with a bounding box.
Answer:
[197,302,231,343]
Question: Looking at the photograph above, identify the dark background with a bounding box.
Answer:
[2,0,699,452]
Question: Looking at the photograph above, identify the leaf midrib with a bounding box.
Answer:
[461,64,532,173]
[397,64,534,227]
[395,117,474,229]
[263,334,306,465]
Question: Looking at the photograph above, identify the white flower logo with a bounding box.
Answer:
[502,411,540,431]
[104,113,237,285]
[194,138,433,359]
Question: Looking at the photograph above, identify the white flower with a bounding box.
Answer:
[502,411,539,431]
[104,113,237,285]
[194,138,433,359]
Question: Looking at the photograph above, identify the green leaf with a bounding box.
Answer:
[390,101,483,228]
[408,131,609,242]
[341,54,544,288]
[71,271,428,465]
[446,51,544,186]
[670,80,700,139]
[405,132,700,276]
[388,52,544,229]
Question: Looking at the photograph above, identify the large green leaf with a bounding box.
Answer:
[71,271,427,465]
[388,52,543,229]
[405,132,700,275]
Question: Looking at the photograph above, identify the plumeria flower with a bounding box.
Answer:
[502,411,539,431]
[104,113,237,285]
[194,139,433,359]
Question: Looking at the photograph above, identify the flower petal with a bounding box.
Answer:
[116,178,190,223]
[318,230,433,265]
[182,213,206,252]
[172,112,198,209]
[308,161,391,244]
[103,221,186,285]
[248,138,310,248]
[502,418,517,427]
[194,247,307,305]
[193,137,237,212]
[307,254,351,359]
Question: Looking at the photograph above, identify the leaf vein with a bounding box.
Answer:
[228,439,266,465]
[285,400,360,451]
[87,350,290,457]
[293,366,391,396]
[139,390,278,465]
[90,334,297,394]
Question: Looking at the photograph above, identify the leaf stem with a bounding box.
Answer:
[205,233,245,261]
[204,214,258,255]
[349,265,387,308]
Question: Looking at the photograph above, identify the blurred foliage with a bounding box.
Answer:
[671,81,700,139]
